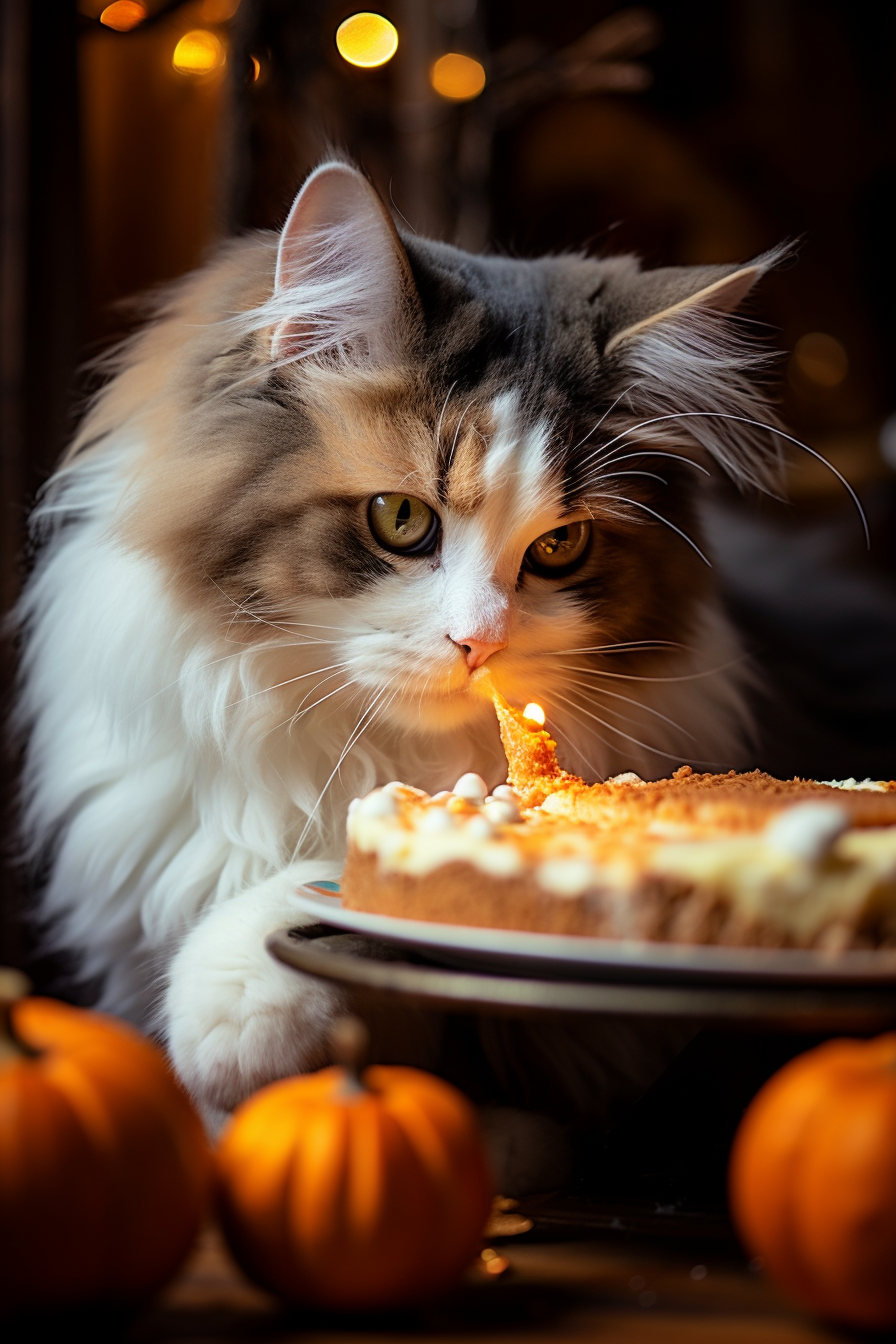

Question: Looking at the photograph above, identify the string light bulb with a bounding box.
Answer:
[430,52,486,101]
[172,29,227,75]
[789,332,849,390]
[335,13,399,68]
[523,703,546,727]
[99,1,147,30]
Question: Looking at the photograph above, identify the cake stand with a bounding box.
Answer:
[266,927,896,1032]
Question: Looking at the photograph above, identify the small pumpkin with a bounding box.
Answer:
[216,1018,494,1309]
[0,969,211,1311]
[729,1032,896,1329]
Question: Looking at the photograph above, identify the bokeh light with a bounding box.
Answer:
[172,30,228,76]
[430,52,486,101]
[99,1,147,30]
[198,0,240,19]
[789,332,849,389]
[336,13,399,69]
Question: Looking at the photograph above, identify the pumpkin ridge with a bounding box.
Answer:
[731,1048,844,1307]
[794,1071,896,1323]
[730,1033,896,1328]
[292,1098,352,1271]
[36,1027,208,1297]
[344,1093,386,1243]
[0,1067,114,1305]
[216,1060,493,1310]
[219,1087,314,1292]
[1,994,210,1308]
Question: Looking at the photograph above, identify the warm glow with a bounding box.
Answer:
[480,1247,510,1276]
[430,52,486,101]
[198,0,240,19]
[789,332,849,389]
[172,29,227,75]
[99,1,147,30]
[249,54,262,82]
[335,13,399,68]
[523,702,546,727]
[484,1253,509,1274]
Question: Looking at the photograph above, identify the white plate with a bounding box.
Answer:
[292,884,896,985]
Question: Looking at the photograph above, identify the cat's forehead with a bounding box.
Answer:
[301,366,560,519]
[403,237,613,406]
[296,246,621,516]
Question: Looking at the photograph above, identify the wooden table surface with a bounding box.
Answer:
[113,1219,866,1344]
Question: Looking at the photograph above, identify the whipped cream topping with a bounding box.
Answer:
[346,773,896,941]
[348,776,528,881]
[452,772,489,803]
[763,802,849,861]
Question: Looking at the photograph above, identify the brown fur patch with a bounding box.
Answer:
[119,324,448,638]
[444,410,492,515]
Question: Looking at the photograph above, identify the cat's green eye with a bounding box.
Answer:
[525,520,592,576]
[368,494,439,555]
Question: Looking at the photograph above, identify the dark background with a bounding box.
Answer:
[3,0,896,970]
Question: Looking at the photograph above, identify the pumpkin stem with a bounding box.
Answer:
[330,1015,369,1096]
[0,968,37,1065]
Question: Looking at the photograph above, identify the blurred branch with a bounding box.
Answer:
[454,7,660,250]
[490,8,661,113]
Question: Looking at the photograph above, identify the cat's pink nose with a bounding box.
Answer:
[453,637,508,670]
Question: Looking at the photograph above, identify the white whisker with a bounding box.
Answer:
[259,619,357,635]
[435,379,458,449]
[570,383,639,453]
[447,396,477,470]
[560,676,697,740]
[290,668,355,721]
[578,448,711,480]
[546,640,686,656]
[588,469,669,488]
[293,684,391,857]
[551,688,690,763]
[225,661,350,709]
[205,574,299,639]
[586,410,869,546]
[589,493,712,565]
[546,701,625,765]
[552,659,745,684]
[549,719,604,780]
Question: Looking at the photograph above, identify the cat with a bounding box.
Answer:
[15,160,785,1181]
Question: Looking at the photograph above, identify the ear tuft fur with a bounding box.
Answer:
[603,245,791,492]
[250,161,421,367]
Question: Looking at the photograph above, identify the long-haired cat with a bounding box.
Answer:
[16,162,784,1176]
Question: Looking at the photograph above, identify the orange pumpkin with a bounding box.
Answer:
[216,1019,493,1309]
[0,969,211,1310]
[729,1032,896,1328]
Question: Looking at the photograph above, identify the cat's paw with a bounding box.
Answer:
[171,967,345,1114]
[167,955,346,1113]
[164,877,347,1113]
[479,1106,573,1197]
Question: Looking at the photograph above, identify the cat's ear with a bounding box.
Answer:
[270,161,420,365]
[599,247,788,491]
[603,260,767,356]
